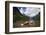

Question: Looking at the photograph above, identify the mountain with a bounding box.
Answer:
[32,12,40,21]
[13,7,29,22]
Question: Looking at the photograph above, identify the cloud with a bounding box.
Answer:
[19,7,40,17]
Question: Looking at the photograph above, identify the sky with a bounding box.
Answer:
[18,7,40,17]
